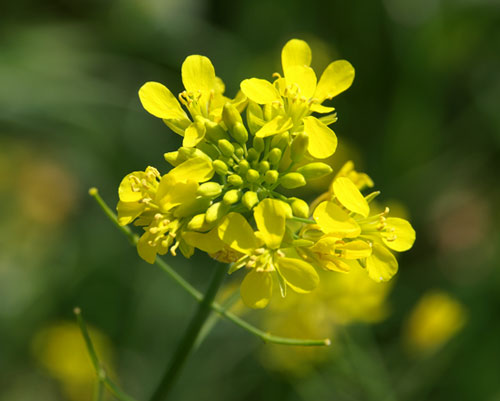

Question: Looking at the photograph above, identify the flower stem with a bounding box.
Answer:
[149,261,229,401]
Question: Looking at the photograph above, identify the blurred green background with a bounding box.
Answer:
[1,0,500,400]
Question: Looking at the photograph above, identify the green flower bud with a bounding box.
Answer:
[268,148,282,166]
[280,172,306,189]
[237,159,250,175]
[174,197,211,218]
[252,136,265,153]
[297,162,333,179]
[197,182,222,197]
[187,214,206,231]
[247,148,259,161]
[290,132,309,162]
[242,191,259,210]
[178,147,211,162]
[292,239,315,247]
[196,142,219,159]
[226,157,235,167]
[270,132,290,151]
[258,160,270,174]
[246,169,260,183]
[204,120,227,142]
[227,174,243,187]
[290,197,310,218]
[222,103,243,130]
[231,122,248,144]
[223,189,241,205]
[206,201,230,224]
[213,160,228,176]
[264,170,279,185]
[218,139,235,157]
[235,146,244,158]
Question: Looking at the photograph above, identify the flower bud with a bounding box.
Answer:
[187,214,206,231]
[206,201,230,224]
[242,191,259,210]
[268,148,282,166]
[235,145,244,158]
[292,239,315,247]
[271,132,289,151]
[213,160,228,176]
[246,169,260,183]
[290,132,309,162]
[247,148,259,161]
[252,136,265,153]
[164,151,180,166]
[230,122,248,144]
[297,162,333,179]
[204,120,227,142]
[223,189,241,205]
[264,170,279,185]
[280,172,306,189]
[290,197,310,218]
[227,174,243,187]
[237,159,250,175]
[258,161,270,174]
[218,139,235,157]
[222,102,243,130]
[197,182,222,197]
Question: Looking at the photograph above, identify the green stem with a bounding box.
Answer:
[149,261,229,401]
[89,188,330,347]
[74,308,138,401]
[290,216,316,225]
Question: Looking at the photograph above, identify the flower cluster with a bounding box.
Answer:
[117,39,415,308]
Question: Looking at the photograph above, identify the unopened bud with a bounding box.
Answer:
[227,174,243,187]
[206,202,230,224]
[290,132,309,162]
[290,198,310,218]
[258,161,270,174]
[197,182,222,197]
[222,103,243,130]
[164,151,180,166]
[213,160,229,176]
[297,162,333,179]
[268,148,282,166]
[247,148,259,161]
[204,120,227,142]
[218,139,235,157]
[223,189,241,205]
[252,136,265,153]
[187,214,206,231]
[264,170,279,185]
[237,159,250,175]
[235,145,244,158]
[246,169,260,183]
[230,122,248,144]
[242,191,259,210]
[280,172,306,189]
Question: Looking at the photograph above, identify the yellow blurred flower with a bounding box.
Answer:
[31,321,113,401]
[403,291,467,355]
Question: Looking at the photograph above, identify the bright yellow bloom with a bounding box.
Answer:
[404,291,467,354]
[240,39,354,159]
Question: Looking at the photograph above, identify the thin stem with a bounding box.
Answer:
[89,188,330,347]
[74,308,138,401]
[149,261,229,401]
[290,216,316,225]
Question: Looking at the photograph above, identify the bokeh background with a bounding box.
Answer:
[1,0,500,400]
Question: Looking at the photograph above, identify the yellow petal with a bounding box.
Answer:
[169,157,214,183]
[181,55,216,93]
[309,103,335,113]
[116,201,145,226]
[215,76,225,94]
[182,228,225,254]
[383,218,416,252]
[183,122,206,147]
[333,177,370,217]
[315,60,355,101]
[336,240,373,259]
[366,243,398,282]
[240,78,281,104]
[281,39,312,76]
[285,65,317,99]
[313,201,361,238]
[255,115,293,138]
[137,232,157,264]
[304,116,338,159]
[254,199,291,249]
[118,172,144,202]
[276,257,319,293]
[218,213,258,254]
[240,270,272,309]
[156,176,199,212]
[138,82,188,120]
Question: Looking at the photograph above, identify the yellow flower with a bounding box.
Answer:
[240,39,355,159]
[186,199,320,308]
[403,291,467,354]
